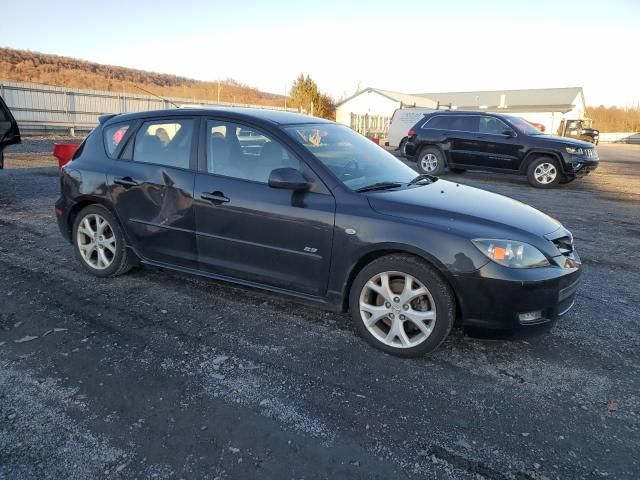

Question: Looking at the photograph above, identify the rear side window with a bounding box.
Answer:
[423,115,451,130]
[104,123,130,157]
[132,119,194,169]
[449,115,479,133]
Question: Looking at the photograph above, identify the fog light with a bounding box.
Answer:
[518,310,543,324]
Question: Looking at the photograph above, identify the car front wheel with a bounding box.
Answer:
[72,204,133,277]
[349,254,455,357]
[527,157,561,188]
[416,147,445,175]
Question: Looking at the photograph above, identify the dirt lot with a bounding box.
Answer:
[1,141,639,479]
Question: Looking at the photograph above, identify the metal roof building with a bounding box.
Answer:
[413,87,585,114]
[336,86,587,136]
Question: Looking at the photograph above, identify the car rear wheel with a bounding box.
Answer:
[72,204,133,277]
[527,157,561,188]
[416,147,445,175]
[399,138,408,157]
[349,254,455,357]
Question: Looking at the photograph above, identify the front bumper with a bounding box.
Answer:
[452,260,581,330]
[564,149,599,177]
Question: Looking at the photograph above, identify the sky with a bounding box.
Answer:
[1,0,639,107]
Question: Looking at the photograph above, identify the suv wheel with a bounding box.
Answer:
[72,204,133,277]
[349,254,455,357]
[527,157,561,188]
[417,147,445,175]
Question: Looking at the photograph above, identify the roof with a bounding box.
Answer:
[104,107,332,126]
[336,88,437,108]
[413,87,583,112]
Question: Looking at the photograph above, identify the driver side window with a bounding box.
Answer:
[479,116,509,135]
[206,120,300,183]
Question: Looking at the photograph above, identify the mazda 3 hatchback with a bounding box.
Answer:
[56,108,581,357]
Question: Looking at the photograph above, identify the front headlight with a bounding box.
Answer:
[472,239,550,268]
[565,146,584,155]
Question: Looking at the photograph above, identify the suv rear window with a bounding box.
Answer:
[449,115,479,133]
[104,123,130,157]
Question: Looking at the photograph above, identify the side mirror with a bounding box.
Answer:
[502,129,515,137]
[268,167,310,191]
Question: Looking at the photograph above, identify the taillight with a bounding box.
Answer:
[408,129,416,136]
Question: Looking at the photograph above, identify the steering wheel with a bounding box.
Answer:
[340,159,359,180]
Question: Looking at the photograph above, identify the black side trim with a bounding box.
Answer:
[129,218,323,260]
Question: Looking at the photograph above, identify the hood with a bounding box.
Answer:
[533,134,594,148]
[367,180,562,239]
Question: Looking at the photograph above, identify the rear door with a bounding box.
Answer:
[446,115,481,166]
[106,116,199,268]
[0,95,21,153]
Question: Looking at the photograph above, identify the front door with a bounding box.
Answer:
[193,119,336,296]
[107,117,199,268]
[472,116,523,170]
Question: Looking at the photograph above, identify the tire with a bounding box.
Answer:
[349,254,455,357]
[527,156,561,188]
[449,167,466,174]
[0,150,4,170]
[398,138,408,158]
[416,147,445,175]
[72,204,133,277]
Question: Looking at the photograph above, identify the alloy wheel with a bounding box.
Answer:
[420,153,439,173]
[76,213,116,270]
[359,271,437,348]
[534,162,557,184]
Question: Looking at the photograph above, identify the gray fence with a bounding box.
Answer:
[0,81,295,135]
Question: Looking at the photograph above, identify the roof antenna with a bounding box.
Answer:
[130,84,179,108]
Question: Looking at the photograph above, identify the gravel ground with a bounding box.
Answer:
[3,136,80,154]
[0,143,638,479]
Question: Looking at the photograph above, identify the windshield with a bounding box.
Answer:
[504,115,543,135]
[284,124,419,191]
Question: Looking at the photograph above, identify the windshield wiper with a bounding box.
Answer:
[407,174,436,186]
[355,182,403,193]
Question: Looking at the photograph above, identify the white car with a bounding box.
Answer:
[387,107,435,156]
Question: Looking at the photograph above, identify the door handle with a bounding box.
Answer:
[114,177,139,188]
[201,191,230,203]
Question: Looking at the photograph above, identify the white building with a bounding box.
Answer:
[335,88,436,137]
[336,87,587,136]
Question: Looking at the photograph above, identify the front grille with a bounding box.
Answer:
[552,235,574,257]
[585,149,596,158]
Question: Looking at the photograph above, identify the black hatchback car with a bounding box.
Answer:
[404,111,598,188]
[56,108,581,357]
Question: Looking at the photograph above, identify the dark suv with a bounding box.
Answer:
[404,111,598,188]
[56,108,581,357]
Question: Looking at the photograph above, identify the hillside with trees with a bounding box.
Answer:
[0,47,286,107]
[587,105,640,132]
